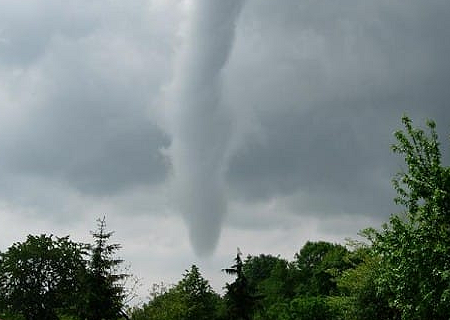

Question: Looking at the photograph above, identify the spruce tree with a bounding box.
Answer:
[81,217,128,320]
[223,249,257,320]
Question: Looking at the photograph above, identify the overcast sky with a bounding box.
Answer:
[1,0,450,302]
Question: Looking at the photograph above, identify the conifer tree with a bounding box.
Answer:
[81,217,128,320]
[177,265,221,320]
[223,249,257,320]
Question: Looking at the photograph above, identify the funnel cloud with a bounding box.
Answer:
[163,0,245,256]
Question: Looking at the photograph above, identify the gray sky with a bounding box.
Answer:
[1,0,450,302]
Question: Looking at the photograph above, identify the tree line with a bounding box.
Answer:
[0,217,128,320]
[1,116,449,320]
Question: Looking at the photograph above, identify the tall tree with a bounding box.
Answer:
[242,254,298,318]
[131,267,223,320]
[259,259,297,304]
[337,243,400,320]
[243,254,283,292]
[294,241,350,296]
[177,265,222,320]
[81,217,128,320]
[223,250,257,320]
[373,116,450,319]
[0,234,86,320]
[130,285,186,320]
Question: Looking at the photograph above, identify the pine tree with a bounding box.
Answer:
[81,217,128,320]
[223,249,257,320]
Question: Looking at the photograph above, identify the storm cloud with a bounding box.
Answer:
[1,0,450,296]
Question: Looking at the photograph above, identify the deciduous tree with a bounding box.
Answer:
[294,241,350,296]
[0,234,85,320]
[374,116,450,319]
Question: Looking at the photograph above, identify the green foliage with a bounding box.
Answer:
[259,296,341,320]
[264,302,290,320]
[243,254,282,290]
[177,265,222,320]
[324,296,354,320]
[258,259,297,304]
[242,255,298,320]
[373,116,450,319]
[243,255,298,308]
[289,296,333,320]
[0,234,86,320]
[0,219,133,320]
[223,250,258,320]
[294,241,350,296]
[131,288,187,320]
[337,245,399,320]
[131,266,223,320]
[80,217,128,320]
[0,310,25,320]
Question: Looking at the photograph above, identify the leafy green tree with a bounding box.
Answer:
[242,254,297,316]
[177,265,222,320]
[0,234,86,320]
[337,243,399,320]
[243,254,282,291]
[372,116,450,319]
[259,259,294,301]
[254,259,300,320]
[130,287,186,320]
[80,217,128,320]
[294,241,350,296]
[223,250,258,320]
[131,267,223,320]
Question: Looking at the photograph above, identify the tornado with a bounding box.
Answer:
[163,0,245,255]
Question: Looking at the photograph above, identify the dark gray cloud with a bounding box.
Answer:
[0,0,450,266]
[223,0,450,221]
[0,0,177,199]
